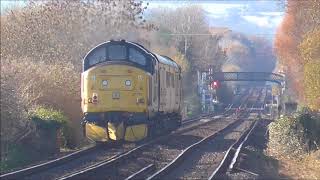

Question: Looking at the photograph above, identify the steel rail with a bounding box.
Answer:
[146,110,250,180]
[57,99,243,180]
[181,107,234,126]
[124,112,245,180]
[121,106,241,180]
[181,113,216,125]
[145,89,260,180]
[0,145,101,180]
[208,119,259,180]
[182,97,241,125]
[208,95,262,180]
[1,91,248,180]
[0,111,227,180]
[124,164,155,180]
[57,109,235,180]
[57,141,155,180]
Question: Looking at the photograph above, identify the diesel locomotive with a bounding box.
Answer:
[81,40,182,142]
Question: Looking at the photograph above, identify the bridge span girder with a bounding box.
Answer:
[207,72,285,86]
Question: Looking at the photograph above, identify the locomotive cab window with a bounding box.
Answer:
[83,41,155,73]
[107,45,127,60]
[87,46,107,66]
[129,48,146,66]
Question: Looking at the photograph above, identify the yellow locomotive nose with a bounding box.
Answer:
[107,122,148,142]
[108,122,125,140]
[124,124,148,142]
[82,64,150,143]
[85,123,108,142]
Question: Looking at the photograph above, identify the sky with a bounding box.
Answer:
[145,0,285,40]
[1,0,285,40]
[1,0,26,13]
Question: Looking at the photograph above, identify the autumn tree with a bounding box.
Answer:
[300,29,320,110]
[149,6,226,70]
[150,6,207,54]
[1,0,151,68]
[220,32,276,72]
[274,0,320,103]
[0,0,151,155]
[148,6,227,115]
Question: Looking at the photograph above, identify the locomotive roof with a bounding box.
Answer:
[121,40,180,68]
[127,41,180,69]
[154,54,179,69]
[84,40,180,70]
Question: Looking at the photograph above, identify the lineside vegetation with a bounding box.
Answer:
[269,1,320,178]
[0,1,225,170]
[0,0,277,171]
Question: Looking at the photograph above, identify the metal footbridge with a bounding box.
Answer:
[207,72,285,86]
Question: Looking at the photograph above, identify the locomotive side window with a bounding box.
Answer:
[107,45,127,60]
[166,71,170,87]
[153,70,158,102]
[129,48,146,66]
[171,73,175,88]
[87,46,107,66]
[175,74,179,95]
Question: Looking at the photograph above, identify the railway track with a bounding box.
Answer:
[0,144,101,179]
[1,91,251,180]
[127,120,259,180]
[125,116,258,180]
[0,142,140,180]
[0,106,236,180]
[145,115,255,180]
[57,109,237,180]
[125,91,263,180]
[56,93,253,180]
[208,119,259,179]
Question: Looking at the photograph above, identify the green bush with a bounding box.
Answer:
[184,94,201,118]
[1,0,149,148]
[29,107,67,129]
[268,109,320,157]
[0,107,70,172]
[29,106,69,147]
[298,110,320,150]
[0,144,39,172]
[268,115,305,157]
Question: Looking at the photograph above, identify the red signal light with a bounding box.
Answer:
[211,81,220,89]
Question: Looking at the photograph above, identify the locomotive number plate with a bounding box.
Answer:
[112,91,120,99]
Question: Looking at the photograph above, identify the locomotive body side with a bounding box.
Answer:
[156,55,182,116]
[81,40,182,142]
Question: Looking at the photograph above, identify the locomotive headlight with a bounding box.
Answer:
[102,80,108,86]
[125,80,131,86]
